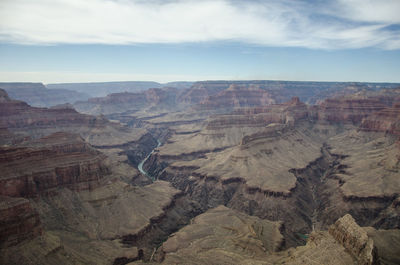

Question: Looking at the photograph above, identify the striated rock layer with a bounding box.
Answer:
[317,97,386,124]
[360,102,400,135]
[0,196,42,248]
[0,132,110,197]
[195,84,275,111]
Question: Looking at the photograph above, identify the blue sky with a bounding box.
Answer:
[0,0,399,83]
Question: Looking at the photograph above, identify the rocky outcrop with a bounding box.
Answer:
[157,205,283,264]
[0,132,110,197]
[329,214,378,265]
[0,196,42,248]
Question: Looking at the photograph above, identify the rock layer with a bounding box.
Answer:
[195,84,275,111]
[318,98,386,124]
[360,102,400,135]
[0,132,109,197]
[0,196,42,248]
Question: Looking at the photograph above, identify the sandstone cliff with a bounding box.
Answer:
[329,214,378,265]
[360,102,400,135]
[0,132,109,197]
[195,84,275,111]
[317,97,386,124]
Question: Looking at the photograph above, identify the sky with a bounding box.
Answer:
[0,0,399,84]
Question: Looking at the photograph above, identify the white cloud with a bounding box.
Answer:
[0,0,399,49]
[334,0,400,24]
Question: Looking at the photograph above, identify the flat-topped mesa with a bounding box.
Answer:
[0,196,42,248]
[0,132,110,197]
[74,87,179,115]
[329,214,378,265]
[318,97,387,124]
[206,97,308,130]
[195,84,275,111]
[359,102,400,135]
[74,91,148,115]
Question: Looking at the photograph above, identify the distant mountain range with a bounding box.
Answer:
[47,81,194,97]
[1,80,399,108]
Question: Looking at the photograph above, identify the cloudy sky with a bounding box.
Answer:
[0,0,399,83]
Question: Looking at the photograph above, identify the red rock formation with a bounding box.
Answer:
[360,102,400,135]
[74,87,180,115]
[178,82,228,104]
[318,97,386,124]
[0,196,42,247]
[0,132,110,197]
[196,84,275,111]
[206,97,308,130]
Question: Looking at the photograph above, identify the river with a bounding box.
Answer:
[138,139,161,181]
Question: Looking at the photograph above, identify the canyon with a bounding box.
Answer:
[0,81,399,265]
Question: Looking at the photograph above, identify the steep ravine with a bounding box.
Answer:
[137,139,161,180]
[123,139,399,262]
[149,144,341,247]
[149,142,399,248]
[118,138,204,262]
